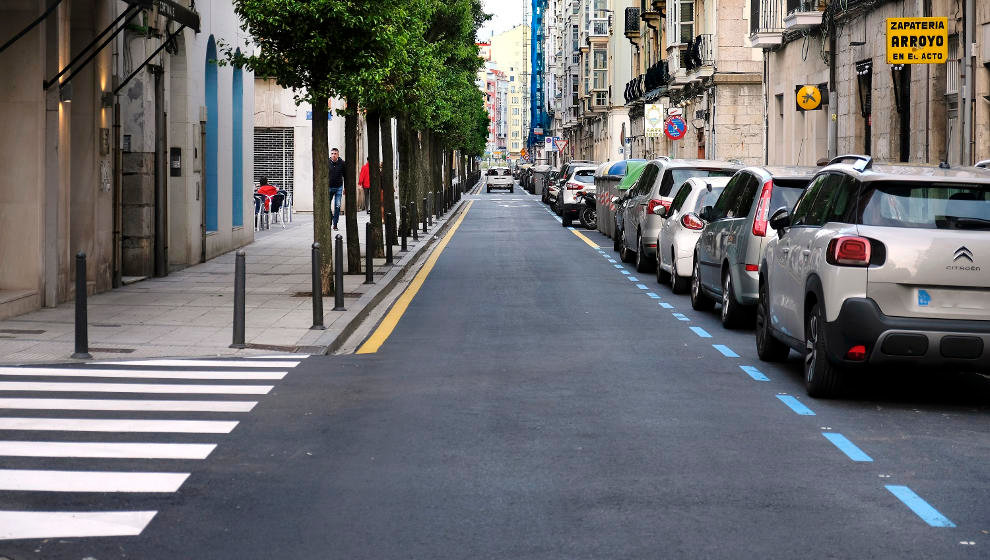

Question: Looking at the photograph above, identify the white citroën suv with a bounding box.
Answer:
[757,155,990,398]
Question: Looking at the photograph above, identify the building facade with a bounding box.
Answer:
[489,24,532,159]
[0,0,254,320]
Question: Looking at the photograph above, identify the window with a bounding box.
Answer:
[668,0,695,45]
[511,86,516,93]
[636,164,659,196]
[669,182,694,214]
[593,48,607,90]
[859,182,989,229]
[695,186,726,213]
[769,179,810,213]
[512,131,519,138]
[728,175,760,219]
[713,173,745,219]
[660,168,737,198]
[805,174,858,226]
[790,174,826,226]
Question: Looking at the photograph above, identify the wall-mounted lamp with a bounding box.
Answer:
[59,83,72,103]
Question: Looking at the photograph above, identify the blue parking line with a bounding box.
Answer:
[659,302,674,309]
[636,284,648,290]
[822,433,873,462]
[620,270,630,275]
[628,276,639,281]
[712,344,739,357]
[739,366,770,381]
[608,259,617,263]
[646,293,660,299]
[614,264,624,269]
[775,395,815,416]
[885,485,956,528]
[672,313,690,321]
[689,326,711,338]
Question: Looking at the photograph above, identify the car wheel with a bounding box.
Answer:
[613,227,622,252]
[720,271,751,329]
[635,234,653,273]
[562,216,571,227]
[656,249,671,285]
[620,234,635,263]
[804,303,845,398]
[509,187,514,193]
[690,259,715,311]
[756,279,790,362]
[670,253,689,294]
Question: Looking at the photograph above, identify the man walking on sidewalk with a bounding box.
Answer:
[328,148,345,230]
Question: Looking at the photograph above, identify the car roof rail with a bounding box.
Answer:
[828,154,873,171]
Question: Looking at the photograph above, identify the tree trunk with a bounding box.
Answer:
[367,110,385,258]
[345,99,361,273]
[397,115,411,234]
[444,149,453,206]
[311,97,333,295]
[381,116,397,246]
[417,129,429,216]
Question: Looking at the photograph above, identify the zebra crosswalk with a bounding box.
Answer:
[0,355,304,542]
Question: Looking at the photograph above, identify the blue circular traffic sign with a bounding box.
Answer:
[665,116,687,140]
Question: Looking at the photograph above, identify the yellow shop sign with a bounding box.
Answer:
[885,17,948,64]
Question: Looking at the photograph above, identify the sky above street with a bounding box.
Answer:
[478,0,527,41]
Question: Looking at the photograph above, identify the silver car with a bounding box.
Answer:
[485,167,514,193]
[691,166,816,328]
[757,155,990,397]
[655,177,730,293]
[617,159,739,273]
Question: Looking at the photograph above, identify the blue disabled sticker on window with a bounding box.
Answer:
[918,289,931,307]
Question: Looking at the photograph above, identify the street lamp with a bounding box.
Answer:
[890,64,907,113]
[856,60,872,118]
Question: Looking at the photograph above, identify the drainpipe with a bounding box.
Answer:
[827,20,838,159]
[153,64,167,277]
[960,0,974,165]
[764,50,769,165]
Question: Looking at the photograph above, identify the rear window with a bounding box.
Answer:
[660,169,737,197]
[769,179,808,211]
[574,170,594,183]
[502,169,513,176]
[860,182,990,230]
[694,186,726,212]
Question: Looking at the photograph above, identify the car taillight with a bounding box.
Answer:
[646,198,669,215]
[681,213,705,230]
[744,264,759,272]
[752,179,774,237]
[827,236,872,266]
[845,345,867,361]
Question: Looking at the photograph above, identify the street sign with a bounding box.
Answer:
[667,108,683,117]
[795,85,823,111]
[534,128,544,136]
[544,137,556,152]
[664,116,687,141]
[645,104,664,138]
[885,17,948,64]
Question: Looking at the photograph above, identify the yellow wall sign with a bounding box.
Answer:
[885,17,948,64]
[795,85,822,111]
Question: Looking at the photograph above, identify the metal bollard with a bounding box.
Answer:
[333,234,346,311]
[428,192,433,226]
[385,231,393,265]
[422,197,428,233]
[411,201,419,241]
[230,250,246,349]
[310,243,325,330]
[364,222,375,285]
[71,252,91,359]
[400,206,408,251]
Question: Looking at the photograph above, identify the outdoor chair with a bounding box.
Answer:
[268,193,287,229]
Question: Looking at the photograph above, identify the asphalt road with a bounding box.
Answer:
[2,183,988,559]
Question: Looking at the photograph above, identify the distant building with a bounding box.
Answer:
[490,25,532,159]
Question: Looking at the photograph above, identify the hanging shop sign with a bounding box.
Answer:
[645,104,665,138]
[664,116,687,141]
[795,84,823,111]
[885,17,948,64]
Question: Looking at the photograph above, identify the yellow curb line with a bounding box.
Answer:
[356,201,474,354]
[569,227,601,249]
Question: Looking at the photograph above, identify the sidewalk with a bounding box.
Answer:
[0,191,472,365]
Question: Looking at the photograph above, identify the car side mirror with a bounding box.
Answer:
[769,208,791,237]
[653,205,667,218]
[611,196,621,205]
[699,206,714,222]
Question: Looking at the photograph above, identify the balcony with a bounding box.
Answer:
[624,75,644,104]
[625,7,641,43]
[784,0,824,30]
[685,34,715,79]
[643,60,670,93]
[750,0,784,48]
[640,0,661,29]
[589,10,610,43]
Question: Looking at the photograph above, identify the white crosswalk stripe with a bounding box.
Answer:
[0,355,304,542]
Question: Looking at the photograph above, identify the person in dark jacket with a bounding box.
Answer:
[328,148,345,229]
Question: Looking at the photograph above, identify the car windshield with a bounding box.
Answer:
[694,186,725,212]
[859,182,990,230]
[574,171,594,183]
[502,169,512,176]
[770,179,809,211]
[660,169,736,197]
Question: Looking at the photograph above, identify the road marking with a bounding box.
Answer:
[0,398,257,412]
[689,326,711,337]
[243,355,309,359]
[776,394,816,416]
[0,510,158,540]
[646,293,660,299]
[672,313,691,321]
[885,485,956,527]
[0,367,287,380]
[0,417,238,433]
[569,228,600,249]
[822,433,873,462]
[712,344,739,357]
[102,359,299,368]
[621,270,630,275]
[0,381,273,394]
[357,201,474,354]
[659,302,674,309]
[608,259,617,263]
[613,264,624,269]
[739,366,770,381]
[636,284,648,290]
[0,441,217,459]
[0,469,189,492]
[628,276,639,281]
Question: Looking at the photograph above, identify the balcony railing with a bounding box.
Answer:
[685,34,714,72]
[784,0,824,29]
[590,10,610,38]
[750,0,784,48]
[625,7,641,38]
[643,60,670,92]
[624,75,643,104]
[786,0,824,13]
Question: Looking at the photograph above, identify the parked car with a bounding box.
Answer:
[756,155,990,397]
[976,159,990,169]
[559,166,598,227]
[485,167,514,193]
[551,161,597,214]
[616,159,739,272]
[691,166,817,328]
[611,162,649,253]
[655,176,731,293]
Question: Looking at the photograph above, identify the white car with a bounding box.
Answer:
[485,167,514,193]
[758,155,990,398]
[655,177,730,292]
[559,166,597,227]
